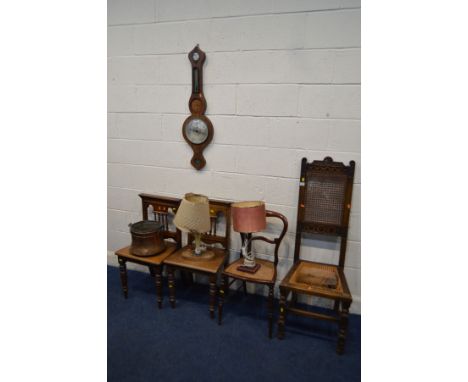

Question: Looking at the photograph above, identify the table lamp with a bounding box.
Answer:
[231,201,266,273]
[174,193,214,259]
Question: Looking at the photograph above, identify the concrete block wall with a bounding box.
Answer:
[108,0,361,313]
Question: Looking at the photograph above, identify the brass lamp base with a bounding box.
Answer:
[181,246,215,261]
[236,263,261,274]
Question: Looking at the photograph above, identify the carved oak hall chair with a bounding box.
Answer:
[218,210,288,338]
[278,157,355,354]
[114,194,182,308]
[164,199,231,319]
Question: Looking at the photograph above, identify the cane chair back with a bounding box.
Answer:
[294,157,355,268]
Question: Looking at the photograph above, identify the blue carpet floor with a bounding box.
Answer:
[108,266,360,382]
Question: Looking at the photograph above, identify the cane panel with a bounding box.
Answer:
[304,173,347,226]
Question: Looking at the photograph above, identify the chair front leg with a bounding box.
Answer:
[277,288,287,339]
[118,257,128,299]
[337,300,351,355]
[209,274,217,319]
[218,275,228,325]
[168,267,176,308]
[154,265,163,309]
[268,284,274,338]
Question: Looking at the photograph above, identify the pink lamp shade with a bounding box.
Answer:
[231,201,266,233]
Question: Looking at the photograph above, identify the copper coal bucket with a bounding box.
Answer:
[129,220,166,257]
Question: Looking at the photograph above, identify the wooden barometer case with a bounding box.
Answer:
[182,45,214,170]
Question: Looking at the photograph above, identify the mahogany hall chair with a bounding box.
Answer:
[114,194,182,308]
[164,199,231,319]
[278,157,355,354]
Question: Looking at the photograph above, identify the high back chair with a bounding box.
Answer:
[217,210,288,338]
[164,198,231,318]
[278,157,355,354]
[114,194,182,308]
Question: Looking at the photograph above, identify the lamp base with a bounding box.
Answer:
[236,263,261,274]
[181,246,215,261]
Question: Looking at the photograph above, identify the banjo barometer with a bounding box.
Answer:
[182,45,214,170]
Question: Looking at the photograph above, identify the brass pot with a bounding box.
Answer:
[129,220,166,257]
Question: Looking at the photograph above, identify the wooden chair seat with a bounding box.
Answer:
[280,260,352,302]
[115,242,178,266]
[223,258,276,284]
[164,246,227,275]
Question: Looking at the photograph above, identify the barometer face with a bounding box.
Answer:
[184,118,209,144]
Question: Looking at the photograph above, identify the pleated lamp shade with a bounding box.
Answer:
[231,201,266,233]
[174,193,211,233]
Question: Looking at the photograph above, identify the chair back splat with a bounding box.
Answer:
[294,157,355,268]
[139,194,182,248]
[188,198,231,252]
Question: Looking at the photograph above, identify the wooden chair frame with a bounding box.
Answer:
[115,194,182,308]
[218,210,288,338]
[277,157,355,354]
[165,198,231,319]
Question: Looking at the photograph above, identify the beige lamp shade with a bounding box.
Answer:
[231,201,266,233]
[174,193,211,233]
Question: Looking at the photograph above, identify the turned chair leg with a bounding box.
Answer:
[118,257,128,299]
[168,267,176,309]
[218,276,228,325]
[337,300,350,355]
[278,288,287,339]
[209,275,217,319]
[154,266,163,309]
[267,284,274,339]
